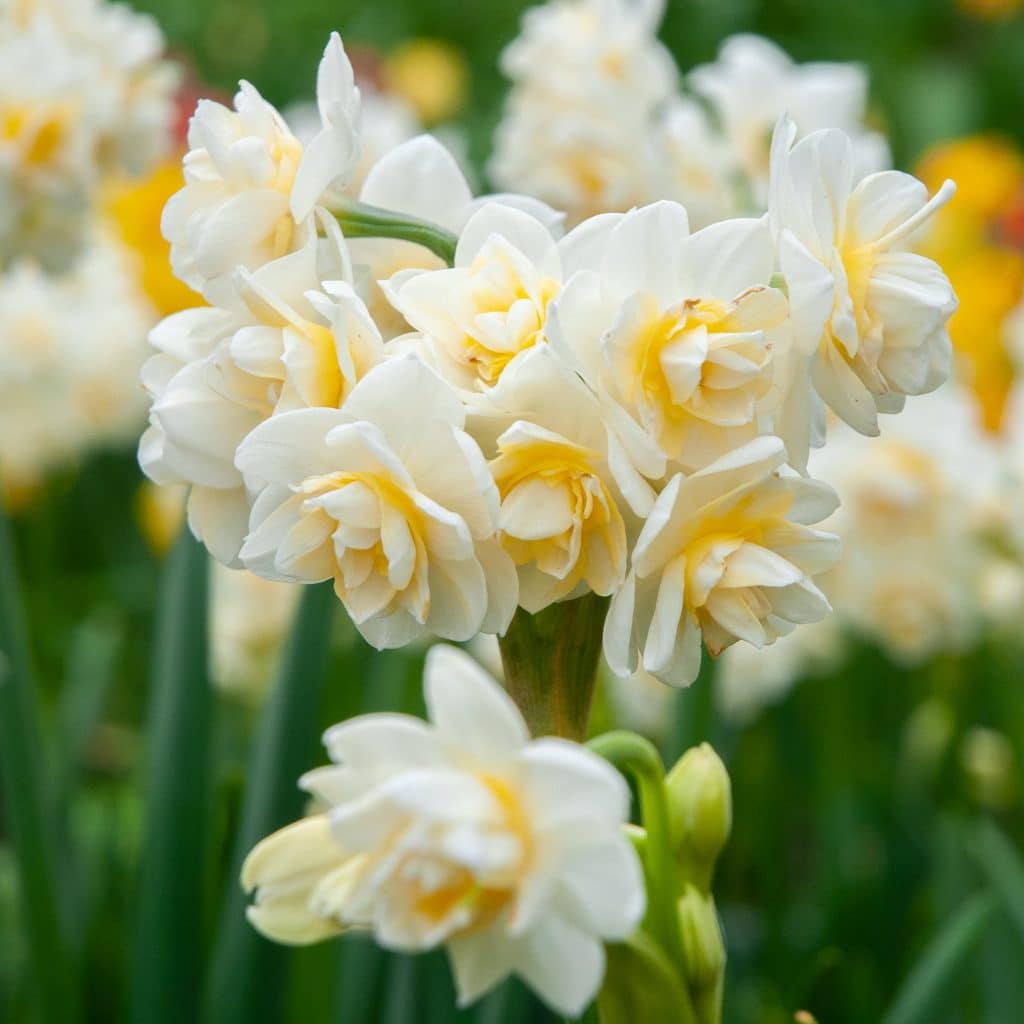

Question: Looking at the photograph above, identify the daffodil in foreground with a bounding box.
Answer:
[242,644,645,1016]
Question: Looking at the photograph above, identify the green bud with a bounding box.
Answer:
[597,930,694,1024]
[678,884,726,1024]
[666,742,732,891]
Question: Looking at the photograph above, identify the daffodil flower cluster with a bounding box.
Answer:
[127,15,966,1018]
[0,0,177,267]
[490,0,889,229]
[140,26,958,691]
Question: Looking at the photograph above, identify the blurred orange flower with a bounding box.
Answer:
[917,136,1024,431]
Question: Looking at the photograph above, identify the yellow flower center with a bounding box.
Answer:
[412,772,532,935]
[2,103,73,169]
[491,433,625,600]
[678,485,795,620]
[300,471,430,620]
[460,249,560,387]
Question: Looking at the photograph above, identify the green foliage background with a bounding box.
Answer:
[4,1,1024,1023]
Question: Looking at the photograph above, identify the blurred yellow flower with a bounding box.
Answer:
[135,480,185,556]
[103,160,201,316]
[385,39,468,124]
[917,136,1024,431]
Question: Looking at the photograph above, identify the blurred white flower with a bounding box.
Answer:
[236,356,518,647]
[769,117,957,447]
[0,0,176,267]
[490,0,677,225]
[604,436,840,687]
[242,644,643,1016]
[689,35,889,202]
[602,662,676,740]
[0,229,154,491]
[655,97,742,229]
[210,563,300,699]
[811,384,998,664]
[550,201,786,471]
[163,34,358,303]
[715,616,843,725]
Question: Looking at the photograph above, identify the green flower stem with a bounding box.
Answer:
[498,594,609,741]
[587,730,694,1021]
[332,199,458,266]
[0,497,78,1024]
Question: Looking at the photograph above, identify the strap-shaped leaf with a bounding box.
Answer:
[203,580,335,1024]
[0,499,78,1023]
[130,529,211,1024]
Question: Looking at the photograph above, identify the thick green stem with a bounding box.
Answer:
[497,593,608,740]
[332,198,458,266]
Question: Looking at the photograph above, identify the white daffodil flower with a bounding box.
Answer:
[352,134,563,339]
[139,224,382,565]
[162,33,359,304]
[604,435,840,687]
[242,644,644,1017]
[235,356,518,647]
[549,200,787,472]
[689,34,889,200]
[768,116,958,441]
[383,203,595,392]
[469,345,659,613]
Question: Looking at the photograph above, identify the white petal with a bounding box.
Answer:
[456,204,560,276]
[553,835,645,939]
[360,135,473,229]
[686,216,774,299]
[511,911,605,1017]
[603,201,689,306]
[424,644,529,754]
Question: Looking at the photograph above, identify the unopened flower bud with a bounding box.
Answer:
[666,742,732,890]
[677,884,725,989]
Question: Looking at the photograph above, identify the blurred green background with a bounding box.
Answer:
[5,0,1024,1022]
[134,0,1024,171]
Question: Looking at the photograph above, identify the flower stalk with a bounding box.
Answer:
[498,593,609,741]
[587,731,690,984]
[332,198,458,266]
